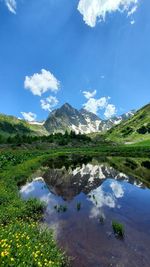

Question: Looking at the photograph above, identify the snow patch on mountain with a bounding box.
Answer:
[28,121,45,126]
[44,103,135,134]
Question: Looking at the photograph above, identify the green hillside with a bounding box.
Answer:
[105,103,150,144]
[0,114,48,137]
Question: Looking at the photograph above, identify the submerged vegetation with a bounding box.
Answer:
[76,202,81,211]
[54,205,68,213]
[98,215,105,224]
[112,220,125,238]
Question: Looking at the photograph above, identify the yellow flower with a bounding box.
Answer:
[1,252,5,257]
[1,250,9,257]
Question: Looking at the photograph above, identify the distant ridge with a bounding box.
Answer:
[0,113,48,137]
[1,102,148,137]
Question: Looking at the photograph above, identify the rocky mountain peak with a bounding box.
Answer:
[60,103,74,110]
[80,108,102,122]
[44,103,135,134]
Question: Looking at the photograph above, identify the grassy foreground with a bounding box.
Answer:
[0,221,66,267]
[0,150,69,267]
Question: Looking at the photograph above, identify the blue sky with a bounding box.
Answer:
[0,0,150,121]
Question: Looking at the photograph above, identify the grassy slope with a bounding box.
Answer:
[28,123,49,136]
[0,114,48,137]
[104,103,150,144]
[0,150,68,266]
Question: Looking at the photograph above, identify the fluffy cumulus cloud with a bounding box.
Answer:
[83,96,109,114]
[21,112,37,122]
[83,89,97,99]
[40,96,59,112]
[77,0,139,27]
[104,104,116,118]
[83,90,117,117]
[24,69,60,96]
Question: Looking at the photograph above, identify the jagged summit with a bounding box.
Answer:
[80,108,102,122]
[61,103,73,109]
[44,103,135,134]
[44,103,90,134]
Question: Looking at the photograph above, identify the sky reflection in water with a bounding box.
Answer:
[20,162,150,267]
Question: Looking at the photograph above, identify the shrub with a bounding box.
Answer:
[99,215,105,224]
[54,205,67,213]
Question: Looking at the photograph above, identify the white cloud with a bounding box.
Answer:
[104,104,116,118]
[83,90,97,99]
[110,181,124,198]
[127,5,137,16]
[21,112,37,122]
[5,0,16,14]
[40,96,59,112]
[89,186,116,210]
[83,96,109,114]
[82,90,117,117]
[130,19,135,24]
[78,0,139,27]
[24,69,60,96]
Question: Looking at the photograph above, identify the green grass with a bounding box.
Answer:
[0,113,48,138]
[112,220,124,238]
[0,220,67,267]
[0,150,69,266]
[104,103,150,144]
[130,139,150,146]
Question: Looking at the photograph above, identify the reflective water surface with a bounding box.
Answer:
[20,157,150,267]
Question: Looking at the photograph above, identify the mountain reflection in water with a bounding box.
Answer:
[20,158,150,267]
